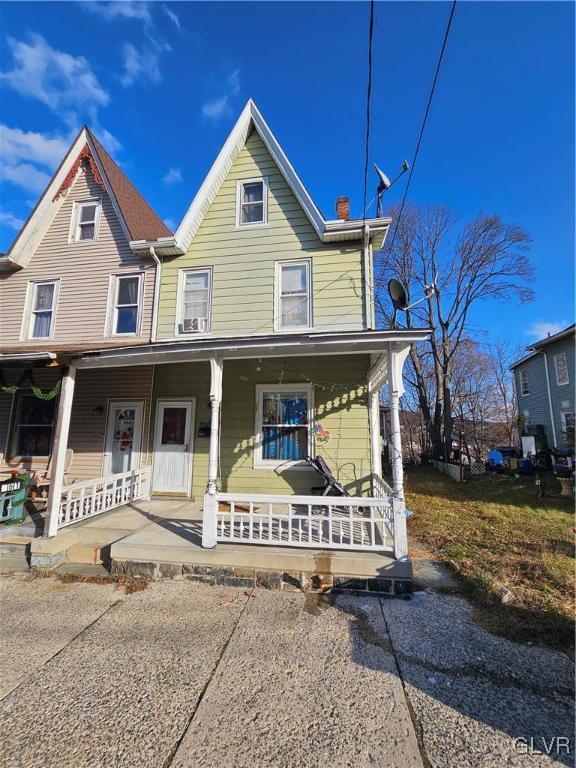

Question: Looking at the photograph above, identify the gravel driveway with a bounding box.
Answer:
[0,575,573,768]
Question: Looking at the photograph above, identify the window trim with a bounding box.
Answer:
[71,199,102,243]
[254,383,314,470]
[519,369,529,396]
[9,390,57,460]
[236,177,269,228]
[106,272,144,337]
[175,267,213,337]
[26,279,60,340]
[554,352,569,386]
[274,259,313,332]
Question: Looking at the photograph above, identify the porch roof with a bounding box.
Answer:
[73,328,430,369]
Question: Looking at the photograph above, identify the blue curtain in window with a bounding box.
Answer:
[262,396,307,461]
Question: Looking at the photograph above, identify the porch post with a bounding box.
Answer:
[203,356,223,548]
[387,345,411,499]
[368,389,382,479]
[44,365,76,538]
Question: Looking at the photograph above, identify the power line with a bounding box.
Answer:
[362,0,375,222]
[384,0,457,257]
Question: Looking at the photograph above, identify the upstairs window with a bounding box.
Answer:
[255,384,313,468]
[177,269,212,335]
[237,178,268,226]
[554,352,569,385]
[519,369,529,396]
[276,260,312,330]
[28,280,58,339]
[109,274,142,335]
[73,200,100,242]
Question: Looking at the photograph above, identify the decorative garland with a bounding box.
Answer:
[0,369,62,400]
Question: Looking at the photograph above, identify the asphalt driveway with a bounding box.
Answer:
[0,575,573,768]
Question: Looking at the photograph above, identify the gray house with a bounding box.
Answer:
[511,324,575,451]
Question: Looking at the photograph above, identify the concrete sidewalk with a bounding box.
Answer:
[0,575,573,767]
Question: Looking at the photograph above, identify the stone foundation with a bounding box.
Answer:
[111,559,412,595]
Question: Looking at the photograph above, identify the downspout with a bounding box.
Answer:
[362,223,373,330]
[149,246,161,343]
[539,350,558,448]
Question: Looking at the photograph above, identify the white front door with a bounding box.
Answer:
[104,401,144,476]
[152,399,194,494]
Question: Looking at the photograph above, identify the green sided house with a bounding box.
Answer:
[1,100,427,582]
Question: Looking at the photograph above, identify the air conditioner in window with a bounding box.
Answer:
[181,317,207,333]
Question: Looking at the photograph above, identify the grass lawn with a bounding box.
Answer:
[402,465,575,650]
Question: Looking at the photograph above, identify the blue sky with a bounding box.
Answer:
[0,1,573,349]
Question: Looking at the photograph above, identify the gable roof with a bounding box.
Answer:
[527,323,575,351]
[2,127,171,270]
[163,99,390,254]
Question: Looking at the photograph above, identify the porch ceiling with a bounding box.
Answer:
[72,329,431,369]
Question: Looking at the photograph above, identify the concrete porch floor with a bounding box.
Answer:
[29,498,412,592]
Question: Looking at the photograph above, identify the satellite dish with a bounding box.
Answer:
[388,279,408,310]
[373,163,391,191]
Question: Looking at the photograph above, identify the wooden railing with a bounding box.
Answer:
[371,472,393,498]
[203,492,394,552]
[58,467,151,529]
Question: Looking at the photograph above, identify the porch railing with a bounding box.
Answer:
[58,467,151,529]
[205,492,394,552]
[371,472,393,498]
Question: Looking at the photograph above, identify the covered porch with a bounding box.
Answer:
[41,329,427,563]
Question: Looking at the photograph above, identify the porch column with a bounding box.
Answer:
[368,389,382,479]
[44,365,76,538]
[387,345,411,560]
[202,356,223,548]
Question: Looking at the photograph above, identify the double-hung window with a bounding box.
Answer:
[554,352,569,385]
[276,260,312,330]
[255,384,313,468]
[73,200,100,242]
[110,274,142,335]
[237,178,268,226]
[519,369,529,396]
[28,280,58,339]
[11,393,56,458]
[177,269,212,334]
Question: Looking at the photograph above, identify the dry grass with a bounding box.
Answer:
[26,570,149,594]
[403,465,575,649]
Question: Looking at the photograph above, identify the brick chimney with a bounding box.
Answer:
[336,196,350,221]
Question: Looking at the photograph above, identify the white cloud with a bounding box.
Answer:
[0,211,25,231]
[201,69,241,122]
[2,162,50,194]
[1,34,109,124]
[162,4,181,30]
[120,42,161,86]
[0,125,69,170]
[527,321,568,341]
[163,218,176,230]
[82,1,151,23]
[163,167,182,185]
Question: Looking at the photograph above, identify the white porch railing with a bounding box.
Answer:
[58,467,151,529]
[371,472,393,498]
[206,492,394,552]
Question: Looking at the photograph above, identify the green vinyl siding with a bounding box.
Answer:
[157,129,366,338]
[151,355,372,499]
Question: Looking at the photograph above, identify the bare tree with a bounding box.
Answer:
[375,204,533,459]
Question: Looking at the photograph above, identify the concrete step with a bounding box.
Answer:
[65,543,107,565]
[54,563,111,577]
[0,554,30,574]
[0,536,32,557]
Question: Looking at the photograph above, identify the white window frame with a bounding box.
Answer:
[26,279,60,340]
[175,267,213,337]
[10,391,57,460]
[554,352,569,386]
[106,273,144,337]
[236,177,269,228]
[71,199,101,243]
[254,383,314,470]
[275,259,313,332]
[519,369,529,396]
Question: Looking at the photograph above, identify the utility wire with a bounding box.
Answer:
[384,0,457,257]
[362,0,375,222]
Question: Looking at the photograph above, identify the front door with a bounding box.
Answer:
[152,400,194,494]
[104,401,144,476]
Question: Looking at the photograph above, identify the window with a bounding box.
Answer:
[28,280,58,339]
[11,393,56,458]
[519,369,529,396]
[73,200,100,242]
[237,178,268,226]
[109,274,142,335]
[255,384,313,468]
[554,352,569,385]
[276,260,312,330]
[561,412,575,440]
[177,269,212,334]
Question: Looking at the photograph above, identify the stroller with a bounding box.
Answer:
[305,455,348,496]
